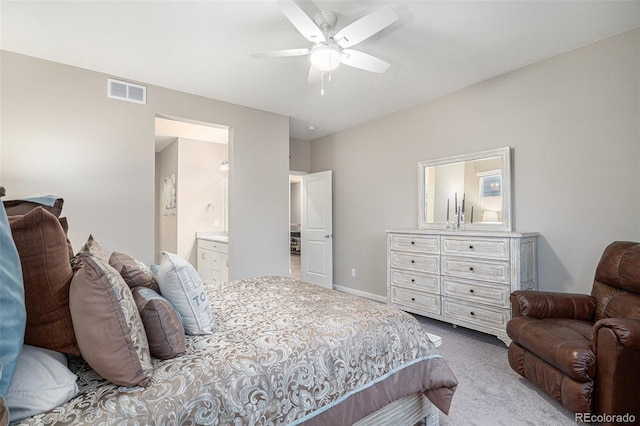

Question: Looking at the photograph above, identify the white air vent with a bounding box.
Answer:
[107,78,146,104]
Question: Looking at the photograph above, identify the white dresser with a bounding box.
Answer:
[197,235,229,285]
[387,230,538,345]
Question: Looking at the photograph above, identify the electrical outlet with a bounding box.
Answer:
[351,268,356,278]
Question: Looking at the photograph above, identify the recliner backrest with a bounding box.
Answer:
[591,241,640,322]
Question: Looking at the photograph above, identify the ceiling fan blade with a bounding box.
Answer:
[341,49,390,73]
[334,6,398,49]
[277,0,326,43]
[251,48,310,59]
[308,66,322,84]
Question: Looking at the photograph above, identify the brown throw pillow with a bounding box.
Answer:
[69,253,153,387]
[58,217,74,259]
[4,196,64,218]
[109,251,160,293]
[8,207,79,355]
[132,287,186,359]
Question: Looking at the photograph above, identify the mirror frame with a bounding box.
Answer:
[418,146,512,231]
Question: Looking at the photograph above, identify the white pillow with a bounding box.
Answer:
[5,345,79,422]
[156,251,214,335]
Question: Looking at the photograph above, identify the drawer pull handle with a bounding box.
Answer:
[469,289,475,293]
[411,260,415,264]
[411,279,415,282]
[469,245,474,249]
[411,241,415,245]
[411,297,416,302]
[470,311,475,316]
[469,267,474,271]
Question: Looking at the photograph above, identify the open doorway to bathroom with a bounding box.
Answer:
[154,114,229,266]
[289,173,304,280]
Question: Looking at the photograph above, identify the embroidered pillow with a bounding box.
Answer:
[69,253,152,386]
[156,252,214,335]
[71,234,109,269]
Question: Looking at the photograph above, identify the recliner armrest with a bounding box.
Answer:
[593,317,640,420]
[594,318,640,350]
[511,290,595,320]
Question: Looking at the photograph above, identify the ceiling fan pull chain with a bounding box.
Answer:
[321,71,325,95]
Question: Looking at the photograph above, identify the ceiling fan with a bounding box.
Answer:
[251,0,398,91]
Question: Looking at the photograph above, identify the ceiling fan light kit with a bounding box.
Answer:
[252,0,398,93]
[310,43,341,71]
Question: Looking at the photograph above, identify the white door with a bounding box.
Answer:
[301,170,333,289]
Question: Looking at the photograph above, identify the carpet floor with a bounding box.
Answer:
[414,315,580,426]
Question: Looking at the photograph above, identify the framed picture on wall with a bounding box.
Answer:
[163,173,176,209]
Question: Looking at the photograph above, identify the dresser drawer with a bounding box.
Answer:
[211,251,225,273]
[198,239,228,254]
[442,277,510,308]
[441,236,509,260]
[390,287,441,315]
[442,256,510,284]
[391,252,439,274]
[390,234,439,253]
[390,269,440,294]
[442,299,509,330]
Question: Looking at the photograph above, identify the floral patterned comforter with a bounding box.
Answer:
[14,276,456,425]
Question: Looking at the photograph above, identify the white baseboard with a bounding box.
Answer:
[334,284,386,303]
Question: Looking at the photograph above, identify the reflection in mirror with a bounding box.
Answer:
[419,147,512,231]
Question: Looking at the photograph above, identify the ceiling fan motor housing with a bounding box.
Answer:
[314,11,338,32]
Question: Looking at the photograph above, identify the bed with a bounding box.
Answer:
[1,194,456,425]
[12,276,456,425]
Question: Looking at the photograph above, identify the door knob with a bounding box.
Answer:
[324,234,332,238]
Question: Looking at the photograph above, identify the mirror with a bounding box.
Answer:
[418,147,512,231]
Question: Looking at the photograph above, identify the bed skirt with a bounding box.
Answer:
[355,392,439,426]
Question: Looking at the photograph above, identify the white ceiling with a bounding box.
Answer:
[1,1,638,141]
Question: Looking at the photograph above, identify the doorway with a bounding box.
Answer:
[289,173,304,280]
[289,170,333,288]
[154,115,229,265]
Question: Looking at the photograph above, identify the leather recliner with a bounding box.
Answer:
[507,241,640,424]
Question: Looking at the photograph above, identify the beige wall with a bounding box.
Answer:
[311,28,640,297]
[176,138,227,266]
[289,138,311,173]
[156,139,179,258]
[1,50,290,279]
